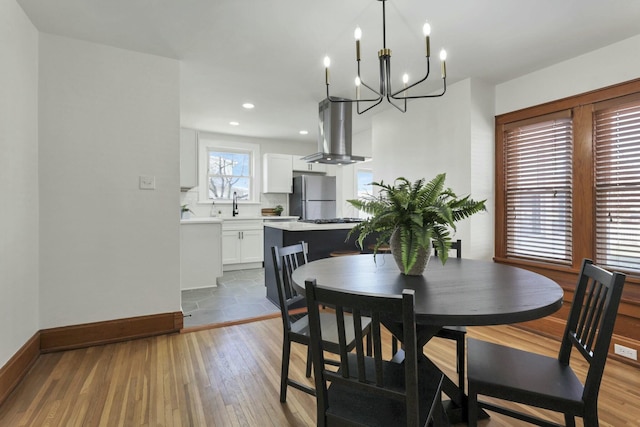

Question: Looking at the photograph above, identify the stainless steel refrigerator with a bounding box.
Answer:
[290,175,336,220]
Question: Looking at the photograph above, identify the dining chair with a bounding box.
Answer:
[305,279,447,427]
[467,258,626,427]
[392,239,466,394]
[272,242,372,403]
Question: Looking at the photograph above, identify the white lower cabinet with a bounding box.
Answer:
[222,220,264,270]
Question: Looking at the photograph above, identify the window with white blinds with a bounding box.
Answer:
[594,97,640,273]
[504,113,573,263]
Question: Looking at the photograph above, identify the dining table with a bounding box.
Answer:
[290,254,564,424]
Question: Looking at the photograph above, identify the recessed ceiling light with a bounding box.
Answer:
[299,130,309,135]
[242,103,255,109]
[229,121,239,126]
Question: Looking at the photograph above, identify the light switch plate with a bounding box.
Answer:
[139,175,156,190]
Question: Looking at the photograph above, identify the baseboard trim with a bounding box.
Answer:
[40,311,183,353]
[181,311,281,333]
[0,332,40,406]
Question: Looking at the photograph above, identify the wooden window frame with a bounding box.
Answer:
[495,78,640,302]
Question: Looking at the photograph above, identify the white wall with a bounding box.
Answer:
[337,128,373,218]
[0,0,39,367]
[371,79,495,259]
[496,34,640,115]
[38,34,181,328]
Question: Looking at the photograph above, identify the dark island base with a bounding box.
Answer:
[264,226,379,308]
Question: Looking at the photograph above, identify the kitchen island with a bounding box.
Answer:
[264,221,378,307]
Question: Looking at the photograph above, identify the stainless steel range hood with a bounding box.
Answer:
[302,98,365,165]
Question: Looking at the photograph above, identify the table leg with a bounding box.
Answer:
[385,322,488,424]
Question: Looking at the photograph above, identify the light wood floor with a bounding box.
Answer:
[0,318,638,426]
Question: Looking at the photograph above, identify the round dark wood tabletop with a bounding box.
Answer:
[291,254,564,326]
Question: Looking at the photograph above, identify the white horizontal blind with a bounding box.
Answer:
[504,115,573,263]
[594,99,640,273]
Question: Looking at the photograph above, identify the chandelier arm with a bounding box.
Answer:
[384,57,406,112]
[392,77,447,100]
[326,80,381,103]
[390,59,431,98]
[356,97,385,114]
[326,91,382,104]
[378,55,387,96]
[359,79,382,97]
[395,85,447,99]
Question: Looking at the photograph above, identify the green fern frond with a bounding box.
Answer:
[346,173,486,273]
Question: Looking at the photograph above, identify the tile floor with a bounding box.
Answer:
[181,268,279,328]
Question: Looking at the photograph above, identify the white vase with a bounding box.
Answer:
[181,211,190,220]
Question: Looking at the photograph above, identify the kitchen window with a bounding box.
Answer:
[496,78,640,276]
[198,138,260,203]
[355,168,373,218]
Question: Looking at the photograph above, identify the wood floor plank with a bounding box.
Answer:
[0,318,638,426]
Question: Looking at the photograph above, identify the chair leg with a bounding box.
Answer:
[305,344,312,378]
[565,414,577,427]
[392,336,398,355]
[467,382,478,427]
[457,336,465,395]
[366,332,372,356]
[280,337,291,403]
[582,407,598,427]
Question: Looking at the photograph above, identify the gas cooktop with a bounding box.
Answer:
[300,218,363,224]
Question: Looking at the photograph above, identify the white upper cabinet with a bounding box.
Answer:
[263,153,293,193]
[180,128,198,190]
[292,156,327,173]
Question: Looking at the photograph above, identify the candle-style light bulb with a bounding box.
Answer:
[439,49,447,79]
[402,73,409,97]
[324,56,331,85]
[354,27,362,61]
[355,76,361,99]
[423,21,431,57]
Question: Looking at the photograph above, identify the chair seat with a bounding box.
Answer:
[326,354,444,427]
[468,338,585,413]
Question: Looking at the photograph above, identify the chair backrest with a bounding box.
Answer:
[433,239,462,258]
[305,279,420,426]
[558,258,625,403]
[271,242,308,330]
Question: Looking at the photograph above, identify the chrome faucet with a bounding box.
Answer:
[232,191,239,217]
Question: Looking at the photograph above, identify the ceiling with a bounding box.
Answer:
[17,0,640,144]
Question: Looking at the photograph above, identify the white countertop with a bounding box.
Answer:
[264,221,359,231]
[219,215,299,221]
[180,216,299,224]
[180,217,224,224]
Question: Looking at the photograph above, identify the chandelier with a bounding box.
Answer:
[323,0,447,114]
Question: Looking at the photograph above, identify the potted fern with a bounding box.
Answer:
[347,173,486,275]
